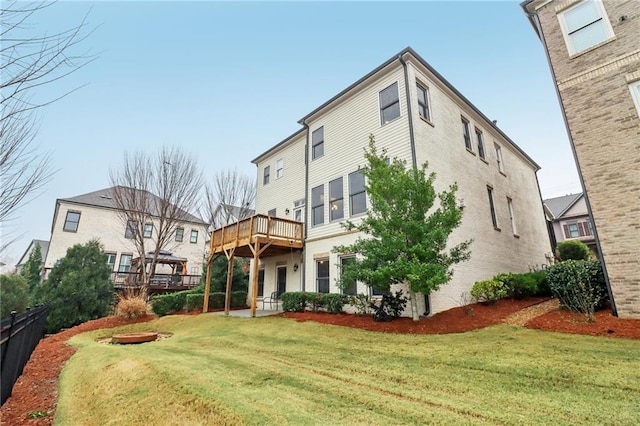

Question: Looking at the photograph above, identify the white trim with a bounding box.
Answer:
[629,81,640,116]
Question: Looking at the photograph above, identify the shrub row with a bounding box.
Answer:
[281,292,349,314]
[185,291,247,312]
[151,290,247,316]
[470,270,550,304]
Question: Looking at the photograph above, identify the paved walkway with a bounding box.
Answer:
[503,299,560,326]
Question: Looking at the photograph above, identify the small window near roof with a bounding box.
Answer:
[63,211,81,232]
[143,223,153,238]
[558,0,614,55]
[190,230,198,243]
[494,143,505,174]
[416,82,431,122]
[630,81,640,116]
[175,227,184,242]
[263,166,270,185]
[379,82,400,124]
[312,127,324,160]
[125,220,136,239]
[276,159,283,179]
[487,186,498,229]
[461,117,472,151]
[475,128,485,159]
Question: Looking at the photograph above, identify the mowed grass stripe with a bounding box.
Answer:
[60,315,640,425]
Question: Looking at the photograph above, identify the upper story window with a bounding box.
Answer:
[190,230,198,243]
[175,227,184,242]
[263,166,270,185]
[563,220,593,238]
[494,143,505,174]
[349,170,366,216]
[312,127,324,160]
[329,177,344,221]
[630,81,640,116]
[276,159,284,179]
[106,253,116,271]
[379,82,400,125]
[312,184,324,226]
[461,117,472,151]
[558,0,614,55]
[124,220,136,239]
[507,197,518,236]
[143,223,153,238]
[416,82,431,122]
[487,186,498,229]
[293,198,305,222]
[63,211,81,232]
[475,128,485,160]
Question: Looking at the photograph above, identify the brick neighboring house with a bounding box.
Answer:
[544,193,597,257]
[44,187,208,286]
[522,0,640,317]
[212,47,552,317]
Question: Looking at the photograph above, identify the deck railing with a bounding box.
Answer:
[211,214,303,250]
[110,273,201,288]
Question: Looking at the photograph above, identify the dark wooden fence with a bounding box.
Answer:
[1,305,49,406]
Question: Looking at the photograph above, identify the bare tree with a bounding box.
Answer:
[109,146,204,293]
[1,1,94,249]
[202,169,256,230]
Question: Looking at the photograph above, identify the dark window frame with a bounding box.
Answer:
[379,82,400,125]
[190,229,198,244]
[311,184,324,226]
[263,166,270,185]
[316,258,330,293]
[143,223,153,239]
[175,227,184,242]
[416,82,430,121]
[475,127,485,159]
[462,117,472,151]
[63,211,81,232]
[329,177,344,221]
[312,127,324,160]
[349,170,366,216]
[487,186,498,229]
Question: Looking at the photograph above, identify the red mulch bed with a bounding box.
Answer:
[2,300,639,425]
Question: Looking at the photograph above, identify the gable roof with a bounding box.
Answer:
[543,193,583,219]
[59,186,205,224]
[252,47,539,169]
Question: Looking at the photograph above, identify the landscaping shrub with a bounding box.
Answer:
[494,273,537,299]
[0,274,29,319]
[324,294,348,314]
[184,291,247,312]
[529,270,551,296]
[349,294,371,316]
[470,279,507,304]
[116,295,148,319]
[151,292,188,316]
[306,292,327,312]
[546,259,607,321]
[369,290,407,321]
[557,240,591,261]
[231,291,248,307]
[281,292,307,312]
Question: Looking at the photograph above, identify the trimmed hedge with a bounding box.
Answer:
[557,240,591,261]
[281,292,348,314]
[153,291,248,315]
[471,279,507,304]
[494,271,550,299]
[281,292,307,312]
[547,260,606,320]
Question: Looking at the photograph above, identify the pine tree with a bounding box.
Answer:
[21,242,43,297]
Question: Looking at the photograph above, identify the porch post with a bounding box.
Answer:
[203,254,212,313]
[224,248,235,315]
[250,240,260,317]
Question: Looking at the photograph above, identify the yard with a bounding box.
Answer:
[53,313,640,425]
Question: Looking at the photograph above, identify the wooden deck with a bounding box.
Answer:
[209,214,303,258]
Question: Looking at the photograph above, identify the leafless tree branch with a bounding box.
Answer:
[202,168,256,230]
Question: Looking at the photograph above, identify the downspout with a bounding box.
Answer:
[526,9,617,316]
[399,53,425,318]
[301,120,310,292]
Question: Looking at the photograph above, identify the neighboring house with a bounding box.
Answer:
[44,187,208,283]
[543,193,597,256]
[215,47,551,316]
[15,239,49,275]
[521,0,640,318]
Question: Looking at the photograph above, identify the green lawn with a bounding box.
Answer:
[58,314,640,425]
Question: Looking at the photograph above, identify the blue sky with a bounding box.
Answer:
[1,0,581,269]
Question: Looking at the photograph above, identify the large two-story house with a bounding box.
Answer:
[521,0,640,318]
[210,47,552,316]
[45,187,208,288]
[544,192,597,257]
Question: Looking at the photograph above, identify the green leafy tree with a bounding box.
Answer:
[35,240,114,333]
[0,274,29,319]
[201,255,249,293]
[556,240,591,261]
[21,242,43,297]
[334,136,472,321]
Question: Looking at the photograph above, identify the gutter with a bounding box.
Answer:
[523,8,617,316]
[398,53,417,168]
[301,120,310,292]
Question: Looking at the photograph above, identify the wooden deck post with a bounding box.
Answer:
[224,248,235,316]
[203,254,212,313]
[250,240,260,317]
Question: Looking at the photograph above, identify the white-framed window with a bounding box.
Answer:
[461,117,472,151]
[379,82,400,125]
[293,198,305,222]
[507,197,517,236]
[143,223,153,238]
[276,159,284,179]
[312,184,324,226]
[416,81,431,121]
[475,128,485,160]
[118,254,132,273]
[316,258,329,293]
[630,81,640,116]
[63,211,81,232]
[175,227,184,242]
[557,0,614,55]
[106,253,117,271]
[329,177,344,221]
[494,143,505,174]
[487,186,498,229]
[190,230,198,243]
[312,126,324,160]
[349,170,366,216]
[263,165,270,185]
